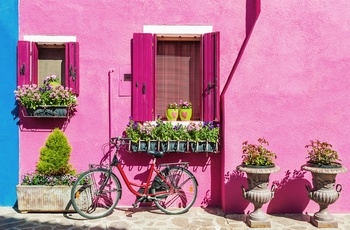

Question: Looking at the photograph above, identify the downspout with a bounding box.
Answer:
[220,0,261,212]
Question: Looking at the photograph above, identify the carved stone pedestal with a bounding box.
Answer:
[237,165,280,228]
[302,164,347,228]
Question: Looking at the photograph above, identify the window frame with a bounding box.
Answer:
[131,32,220,122]
[17,38,80,95]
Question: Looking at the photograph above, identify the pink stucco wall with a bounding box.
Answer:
[19,0,350,214]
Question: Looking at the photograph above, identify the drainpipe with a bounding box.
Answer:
[108,68,115,163]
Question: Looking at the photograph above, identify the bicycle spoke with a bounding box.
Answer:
[154,167,197,214]
[71,169,122,219]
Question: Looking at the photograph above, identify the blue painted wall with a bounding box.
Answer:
[0,0,19,206]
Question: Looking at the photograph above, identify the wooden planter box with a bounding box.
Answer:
[16,185,76,213]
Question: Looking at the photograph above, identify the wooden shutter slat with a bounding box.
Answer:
[203,32,220,121]
[66,42,80,94]
[132,33,154,121]
[17,41,31,86]
[31,42,38,85]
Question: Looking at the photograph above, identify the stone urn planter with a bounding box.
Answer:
[301,164,347,228]
[237,165,280,228]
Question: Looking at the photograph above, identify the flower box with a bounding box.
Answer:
[190,141,219,153]
[22,105,69,118]
[16,185,77,212]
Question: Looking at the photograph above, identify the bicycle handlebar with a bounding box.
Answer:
[110,137,131,147]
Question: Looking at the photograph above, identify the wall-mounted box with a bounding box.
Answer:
[119,65,131,97]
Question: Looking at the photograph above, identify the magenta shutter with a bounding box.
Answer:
[17,41,31,86]
[66,42,80,95]
[203,32,220,121]
[32,42,39,85]
[132,33,154,121]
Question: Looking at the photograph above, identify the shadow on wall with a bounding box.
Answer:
[96,142,222,207]
[268,170,311,214]
[224,170,249,214]
[12,102,72,132]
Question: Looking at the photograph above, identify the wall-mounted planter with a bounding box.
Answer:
[128,140,219,153]
[190,141,219,153]
[22,105,70,118]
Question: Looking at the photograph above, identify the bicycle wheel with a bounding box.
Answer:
[71,168,122,219]
[153,166,198,214]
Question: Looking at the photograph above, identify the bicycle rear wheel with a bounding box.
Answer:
[153,166,198,214]
[71,168,122,219]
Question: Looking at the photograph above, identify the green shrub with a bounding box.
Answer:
[36,128,76,176]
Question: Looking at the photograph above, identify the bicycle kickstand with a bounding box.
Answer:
[132,195,147,208]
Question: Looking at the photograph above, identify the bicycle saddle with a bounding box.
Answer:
[147,150,164,158]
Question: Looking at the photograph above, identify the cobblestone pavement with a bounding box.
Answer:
[0,206,350,230]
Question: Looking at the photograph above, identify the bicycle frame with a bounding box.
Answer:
[98,138,190,204]
[113,155,188,201]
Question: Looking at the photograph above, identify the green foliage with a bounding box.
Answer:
[154,118,175,141]
[14,75,77,110]
[198,121,220,143]
[21,172,78,186]
[140,121,158,141]
[36,128,76,176]
[125,116,141,143]
[167,102,179,109]
[305,140,341,166]
[179,100,192,109]
[242,138,277,166]
[124,117,220,143]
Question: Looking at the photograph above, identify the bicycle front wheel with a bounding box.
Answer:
[154,167,198,214]
[71,168,122,219]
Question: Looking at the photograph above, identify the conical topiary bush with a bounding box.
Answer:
[36,128,75,176]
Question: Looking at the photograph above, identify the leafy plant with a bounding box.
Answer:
[14,75,77,110]
[198,121,220,143]
[140,121,157,141]
[21,172,78,186]
[179,100,192,109]
[167,102,179,109]
[154,118,175,141]
[36,128,76,176]
[21,128,77,186]
[125,116,141,143]
[124,117,220,143]
[186,122,202,141]
[305,140,341,166]
[242,138,277,166]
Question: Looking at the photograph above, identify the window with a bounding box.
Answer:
[132,32,220,122]
[17,41,80,94]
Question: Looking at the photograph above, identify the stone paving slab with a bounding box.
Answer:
[0,206,349,230]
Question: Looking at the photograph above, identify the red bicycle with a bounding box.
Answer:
[70,137,198,219]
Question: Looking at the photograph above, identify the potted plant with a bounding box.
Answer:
[301,140,347,228]
[176,123,190,152]
[14,75,77,117]
[187,121,220,153]
[16,128,78,212]
[236,138,280,228]
[166,102,179,121]
[179,100,192,121]
[125,116,142,152]
[154,118,178,152]
[140,121,158,151]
